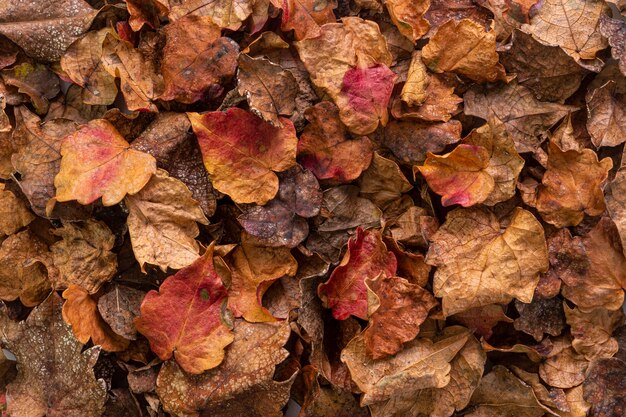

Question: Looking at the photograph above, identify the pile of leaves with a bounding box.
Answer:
[1,0,626,416]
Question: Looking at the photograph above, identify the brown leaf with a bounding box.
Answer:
[0,0,98,61]
[583,358,626,417]
[358,153,412,211]
[97,285,145,341]
[422,19,505,82]
[160,15,238,104]
[586,81,626,148]
[392,73,462,122]
[60,28,118,106]
[607,167,626,254]
[539,346,588,389]
[0,183,34,236]
[168,0,255,30]
[401,51,429,107]
[156,320,294,417]
[1,63,59,115]
[130,112,217,217]
[341,326,470,407]
[5,293,106,417]
[464,81,575,152]
[385,0,430,42]
[451,304,513,339]
[237,54,297,127]
[600,15,626,76]
[297,101,373,183]
[514,297,565,341]
[125,169,209,272]
[501,29,587,102]
[424,0,492,38]
[565,305,625,361]
[226,235,298,322]
[383,235,432,286]
[0,230,54,307]
[51,220,117,294]
[272,0,336,41]
[364,275,437,359]
[62,285,130,352]
[426,207,549,316]
[534,142,612,228]
[126,0,169,30]
[238,165,322,248]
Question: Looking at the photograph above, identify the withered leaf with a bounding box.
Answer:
[586,81,626,148]
[392,73,462,122]
[534,142,612,228]
[168,0,255,30]
[583,358,626,417]
[464,81,575,152]
[364,275,437,359]
[385,0,430,42]
[1,63,59,115]
[160,16,239,104]
[189,108,297,205]
[5,293,106,417]
[134,244,234,374]
[422,19,505,82]
[61,285,129,352]
[607,167,626,253]
[125,169,208,272]
[0,0,98,62]
[401,51,429,107]
[226,235,298,322]
[97,285,145,341]
[0,183,34,236]
[126,0,169,31]
[358,153,412,212]
[426,207,549,316]
[514,297,565,342]
[156,320,294,417]
[565,305,624,361]
[54,118,157,207]
[238,165,322,248]
[298,101,373,183]
[451,304,513,340]
[51,220,117,294]
[600,15,626,76]
[273,0,336,41]
[318,227,397,320]
[539,345,588,389]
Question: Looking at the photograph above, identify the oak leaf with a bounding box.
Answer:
[5,293,106,417]
[297,101,373,183]
[51,220,117,293]
[188,108,297,205]
[54,118,157,206]
[61,285,129,352]
[156,320,294,417]
[426,207,548,316]
[318,227,397,320]
[125,169,208,272]
[134,244,234,374]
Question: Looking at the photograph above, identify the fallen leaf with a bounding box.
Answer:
[318,227,397,320]
[607,167,626,253]
[401,51,429,107]
[385,0,430,42]
[387,206,438,250]
[586,81,626,148]
[160,15,239,104]
[358,153,412,211]
[297,101,373,183]
[565,305,624,361]
[5,293,106,417]
[97,285,145,341]
[0,183,35,236]
[426,207,549,316]
[1,63,59,114]
[238,165,322,248]
[125,169,208,272]
[134,244,234,374]
[168,0,255,30]
[422,19,505,82]
[392,73,462,122]
[451,304,513,339]
[272,0,336,40]
[226,235,298,322]
[62,285,130,352]
[539,346,588,389]
[514,297,565,341]
[534,142,612,228]
[600,15,626,76]
[364,275,437,359]
[156,320,294,417]
[54,118,157,206]
[583,358,626,417]
[189,108,297,204]
[0,0,99,61]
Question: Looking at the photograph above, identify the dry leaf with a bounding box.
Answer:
[565,305,624,361]
[583,358,626,417]
[97,285,145,341]
[168,0,255,30]
[0,183,34,236]
[586,81,626,148]
[134,244,234,374]
[385,0,430,42]
[600,14,626,76]
[272,0,336,40]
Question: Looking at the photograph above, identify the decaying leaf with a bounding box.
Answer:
[426,207,549,316]
[586,81,626,148]
[125,169,208,272]
[189,108,297,204]
[0,183,34,236]
[583,358,626,417]
[272,0,337,41]
[134,244,234,374]
[600,14,626,76]
[565,305,624,360]
[5,293,106,417]
[97,285,145,341]
[318,227,397,320]
[54,119,157,206]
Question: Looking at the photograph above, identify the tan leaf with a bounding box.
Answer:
[392,73,462,122]
[156,320,294,417]
[97,285,145,341]
[125,169,208,272]
[565,305,625,360]
[237,54,297,127]
[586,81,626,148]
[0,183,34,236]
[341,326,470,406]
[535,142,612,228]
[426,207,548,316]
[5,294,106,417]
[358,153,412,211]
[383,119,461,165]
[600,14,626,76]
[422,19,505,82]
[607,166,626,254]
[539,346,588,389]
[51,220,117,294]
[384,0,430,42]
[168,0,255,30]
[401,51,429,107]
[62,285,129,352]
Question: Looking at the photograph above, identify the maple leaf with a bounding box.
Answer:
[5,293,106,417]
[426,207,549,316]
[188,108,298,205]
[318,227,397,320]
[54,119,157,206]
[134,244,234,374]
